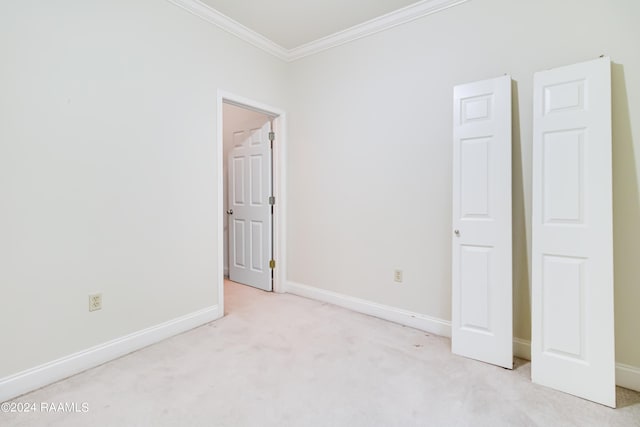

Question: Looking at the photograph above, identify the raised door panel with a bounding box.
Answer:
[459,245,492,333]
[233,219,246,268]
[542,130,585,224]
[250,221,263,272]
[460,137,491,219]
[541,255,586,360]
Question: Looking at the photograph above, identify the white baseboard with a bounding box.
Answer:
[509,338,640,392]
[513,337,532,360]
[616,363,640,392]
[0,305,222,403]
[285,281,452,337]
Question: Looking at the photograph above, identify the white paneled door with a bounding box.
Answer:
[452,75,513,369]
[532,57,615,407]
[228,121,273,291]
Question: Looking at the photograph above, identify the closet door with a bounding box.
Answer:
[531,57,615,407]
[452,75,513,369]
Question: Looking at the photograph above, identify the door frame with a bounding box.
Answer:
[216,90,287,311]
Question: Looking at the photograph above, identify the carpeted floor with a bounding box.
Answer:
[3,280,640,426]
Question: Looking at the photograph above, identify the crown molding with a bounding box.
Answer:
[287,0,469,61]
[165,0,289,61]
[166,0,470,62]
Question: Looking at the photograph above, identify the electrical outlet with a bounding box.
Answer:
[89,293,102,312]
[394,269,403,283]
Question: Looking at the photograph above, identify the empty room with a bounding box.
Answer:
[1,0,640,425]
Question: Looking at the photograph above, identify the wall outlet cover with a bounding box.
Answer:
[394,269,403,283]
[89,293,102,312]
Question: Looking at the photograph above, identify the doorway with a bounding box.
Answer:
[216,91,287,314]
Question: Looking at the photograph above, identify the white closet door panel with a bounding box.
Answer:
[452,75,513,369]
[532,57,615,407]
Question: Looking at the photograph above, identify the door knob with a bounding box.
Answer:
[454,229,460,236]
[226,209,233,215]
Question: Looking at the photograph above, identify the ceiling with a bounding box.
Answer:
[198,0,422,49]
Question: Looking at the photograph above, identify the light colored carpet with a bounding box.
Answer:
[3,280,640,427]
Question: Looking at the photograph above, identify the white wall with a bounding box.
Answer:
[222,104,271,275]
[0,0,287,379]
[286,0,640,368]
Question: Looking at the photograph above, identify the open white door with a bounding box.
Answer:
[452,75,513,369]
[531,57,615,407]
[228,120,273,291]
